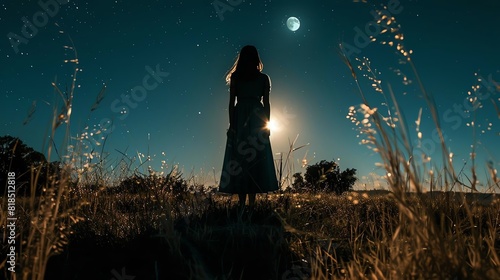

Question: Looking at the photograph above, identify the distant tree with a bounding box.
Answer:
[0,135,60,196]
[338,167,357,193]
[291,172,306,191]
[303,159,357,194]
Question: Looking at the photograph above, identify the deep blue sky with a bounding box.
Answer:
[1,0,499,190]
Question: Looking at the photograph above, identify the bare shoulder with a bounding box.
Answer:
[260,72,271,84]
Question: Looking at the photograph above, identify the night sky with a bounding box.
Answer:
[1,0,499,190]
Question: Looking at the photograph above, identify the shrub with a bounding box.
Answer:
[300,160,357,194]
[0,135,62,196]
[291,172,306,191]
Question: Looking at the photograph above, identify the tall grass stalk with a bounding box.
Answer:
[17,33,91,280]
[331,7,500,279]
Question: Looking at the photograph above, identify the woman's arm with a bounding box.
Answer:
[228,78,236,128]
[262,74,271,121]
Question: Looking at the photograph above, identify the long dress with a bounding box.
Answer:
[219,72,279,194]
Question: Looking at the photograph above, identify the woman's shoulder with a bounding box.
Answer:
[232,72,269,85]
[259,72,271,82]
[230,72,239,80]
[260,73,271,88]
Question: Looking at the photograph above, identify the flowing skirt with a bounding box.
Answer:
[219,100,279,194]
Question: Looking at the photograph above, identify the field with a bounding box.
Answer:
[2,177,499,279]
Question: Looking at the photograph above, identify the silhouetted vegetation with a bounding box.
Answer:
[1,136,499,280]
[292,159,357,194]
[0,136,61,196]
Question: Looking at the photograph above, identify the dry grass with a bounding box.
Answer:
[19,188,498,279]
[334,5,500,280]
[2,159,499,279]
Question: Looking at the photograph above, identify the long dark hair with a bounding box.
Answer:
[225,45,264,85]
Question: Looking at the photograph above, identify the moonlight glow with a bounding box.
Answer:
[286,16,300,31]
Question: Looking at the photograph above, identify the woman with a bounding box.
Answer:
[219,45,279,208]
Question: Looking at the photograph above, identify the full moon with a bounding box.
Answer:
[286,17,300,31]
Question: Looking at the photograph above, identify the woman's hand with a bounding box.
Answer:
[265,127,270,137]
[227,127,236,137]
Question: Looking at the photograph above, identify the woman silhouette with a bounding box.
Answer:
[219,45,279,208]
